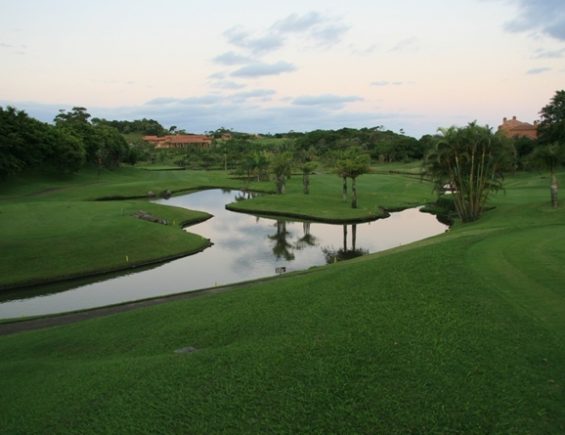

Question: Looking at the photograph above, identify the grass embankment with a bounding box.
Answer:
[0,167,271,288]
[0,170,564,432]
[227,171,434,222]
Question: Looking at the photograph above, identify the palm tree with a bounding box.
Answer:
[335,150,371,208]
[270,152,293,194]
[295,148,317,194]
[424,122,515,222]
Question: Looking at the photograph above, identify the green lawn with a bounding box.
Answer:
[0,167,273,288]
[0,169,564,433]
[227,172,435,222]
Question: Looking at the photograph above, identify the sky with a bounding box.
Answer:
[1,0,564,138]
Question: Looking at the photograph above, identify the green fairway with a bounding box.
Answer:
[227,171,434,222]
[0,167,271,288]
[0,169,564,433]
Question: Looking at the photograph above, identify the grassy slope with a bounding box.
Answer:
[228,171,433,221]
[0,168,271,288]
[0,170,564,433]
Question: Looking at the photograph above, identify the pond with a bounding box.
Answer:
[0,189,448,319]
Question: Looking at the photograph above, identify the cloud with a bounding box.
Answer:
[223,26,284,55]
[1,99,426,137]
[532,48,565,59]
[505,0,565,41]
[211,80,246,90]
[371,81,405,87]
[271,12,324,33]
[311,23,350,47]
[231,89,276,103]
[292,94,362,109]
[231,61,296,78]
[213,51,253,65]
[526,67,551,75]
[390,36,419,53]
[220,11,349,58]
[208,72,226,80]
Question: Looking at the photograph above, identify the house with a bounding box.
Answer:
[498,116,538,140]
[143,134,213,149]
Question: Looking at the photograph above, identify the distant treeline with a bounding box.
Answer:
[0,106,155,178]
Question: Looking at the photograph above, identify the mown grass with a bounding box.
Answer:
[0,169,564,433]
[228,171,434,221]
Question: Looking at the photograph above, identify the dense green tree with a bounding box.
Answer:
[538,90,565,145]
[424,122,515,222]
[46,128,85,173]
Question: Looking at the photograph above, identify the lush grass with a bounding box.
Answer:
[0,167,272,288]
[0,170,564,432]
[228,172,435,221]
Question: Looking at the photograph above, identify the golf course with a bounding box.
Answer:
[0,166,563,433]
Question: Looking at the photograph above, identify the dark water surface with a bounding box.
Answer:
[0,189,447,319]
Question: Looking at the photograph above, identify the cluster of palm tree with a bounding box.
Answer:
[423,122,515,222]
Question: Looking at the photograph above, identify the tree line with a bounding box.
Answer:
[0,106,152,179]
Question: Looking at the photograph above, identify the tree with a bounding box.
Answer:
[295,148,317,194]
[529,143,565,208]
[424,122,515,222]
[538,90,565,145]
[335,149,371,208]
[270,151,293,194]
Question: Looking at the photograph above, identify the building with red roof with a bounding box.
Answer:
[498,116,538,140]
[143,134,213,149]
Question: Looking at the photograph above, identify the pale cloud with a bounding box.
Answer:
[390,36,420,53]
[526,67,551,75]
[532,48,565,59]
[223,26,284,55]
[293,94,362,109]
[221,11,349,58]
[231,61,296,78]
[271,12,324,33]
[505,0,565,41]
[371,81,405,87]
[2,98,405,136]
[213,51,253,65]
[208,72,226,80]
[211,80,246,90]
[231,89,276,102]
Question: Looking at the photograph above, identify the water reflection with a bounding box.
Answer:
[322,224,369,263]
[0,189,448,319]
[269,221,295,261]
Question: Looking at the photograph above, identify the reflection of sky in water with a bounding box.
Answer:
[0,190,447,319]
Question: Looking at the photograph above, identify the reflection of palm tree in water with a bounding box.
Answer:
[295,222,318,250]
[234,191,257,202]
[323,224,368,263]
[268,220,295,261]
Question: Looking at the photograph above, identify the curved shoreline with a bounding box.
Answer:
[0,214,214,291]
[0,267,313,335]
[225,203,389,223]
